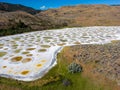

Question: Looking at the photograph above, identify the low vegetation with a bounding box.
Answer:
[0,20,31,37]
[68,62,82,73]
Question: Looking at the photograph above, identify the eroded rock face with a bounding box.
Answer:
[0,26,120,81]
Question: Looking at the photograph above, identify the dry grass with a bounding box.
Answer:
[38,5,120,27]
[111,40,120,43]
[0,84,21,90]
[0,5,120,31]
[61,43,120,90]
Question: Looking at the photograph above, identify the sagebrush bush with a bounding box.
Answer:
[68,62,82,73]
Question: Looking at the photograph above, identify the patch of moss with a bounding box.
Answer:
[111,40,120,43]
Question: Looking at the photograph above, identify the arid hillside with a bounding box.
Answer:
[37,5,120,27]
[0,3,120,34]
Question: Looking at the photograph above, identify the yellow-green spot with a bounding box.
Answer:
[60,39,67,42]
[37,64,42,67]
[43,37,53,39]
[0,52,7,57]
[74,41,81,44]
[38,49,47,52]
[26,48,36,50]
[21,70,29,75]
[41,45,51,48]
[22,58,32,63]
[111,40,120,43]
[11,56,23,62]
[57,43,66,46]
[13,37,20,41]
[3,66,7,68]
[14,49,21,53]
[26,54,33,56]
[0,44,4,46]
[22,51,30,54]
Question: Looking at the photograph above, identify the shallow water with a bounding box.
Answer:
[0,26,120,81]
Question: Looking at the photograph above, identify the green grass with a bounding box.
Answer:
[0,50,110,90]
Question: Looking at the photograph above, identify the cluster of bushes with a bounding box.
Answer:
[62,62,82,87]
[0,19,69,36]
[68,62,82,73]
[0,20,31,36]
[40,20,68,29]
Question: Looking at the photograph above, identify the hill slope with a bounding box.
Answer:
[37,5,120,27]
[0,2,40,14]
[0,3,120,36]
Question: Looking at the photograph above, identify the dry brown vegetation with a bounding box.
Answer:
[0,11,44,30]
[0,4,120,32]
[61,41,120,90]
[0,84,21,90]
[36,5,120,27]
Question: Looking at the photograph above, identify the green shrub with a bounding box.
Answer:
[68,62,82,73]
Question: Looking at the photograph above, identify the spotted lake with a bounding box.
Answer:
[0,26,120,81]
